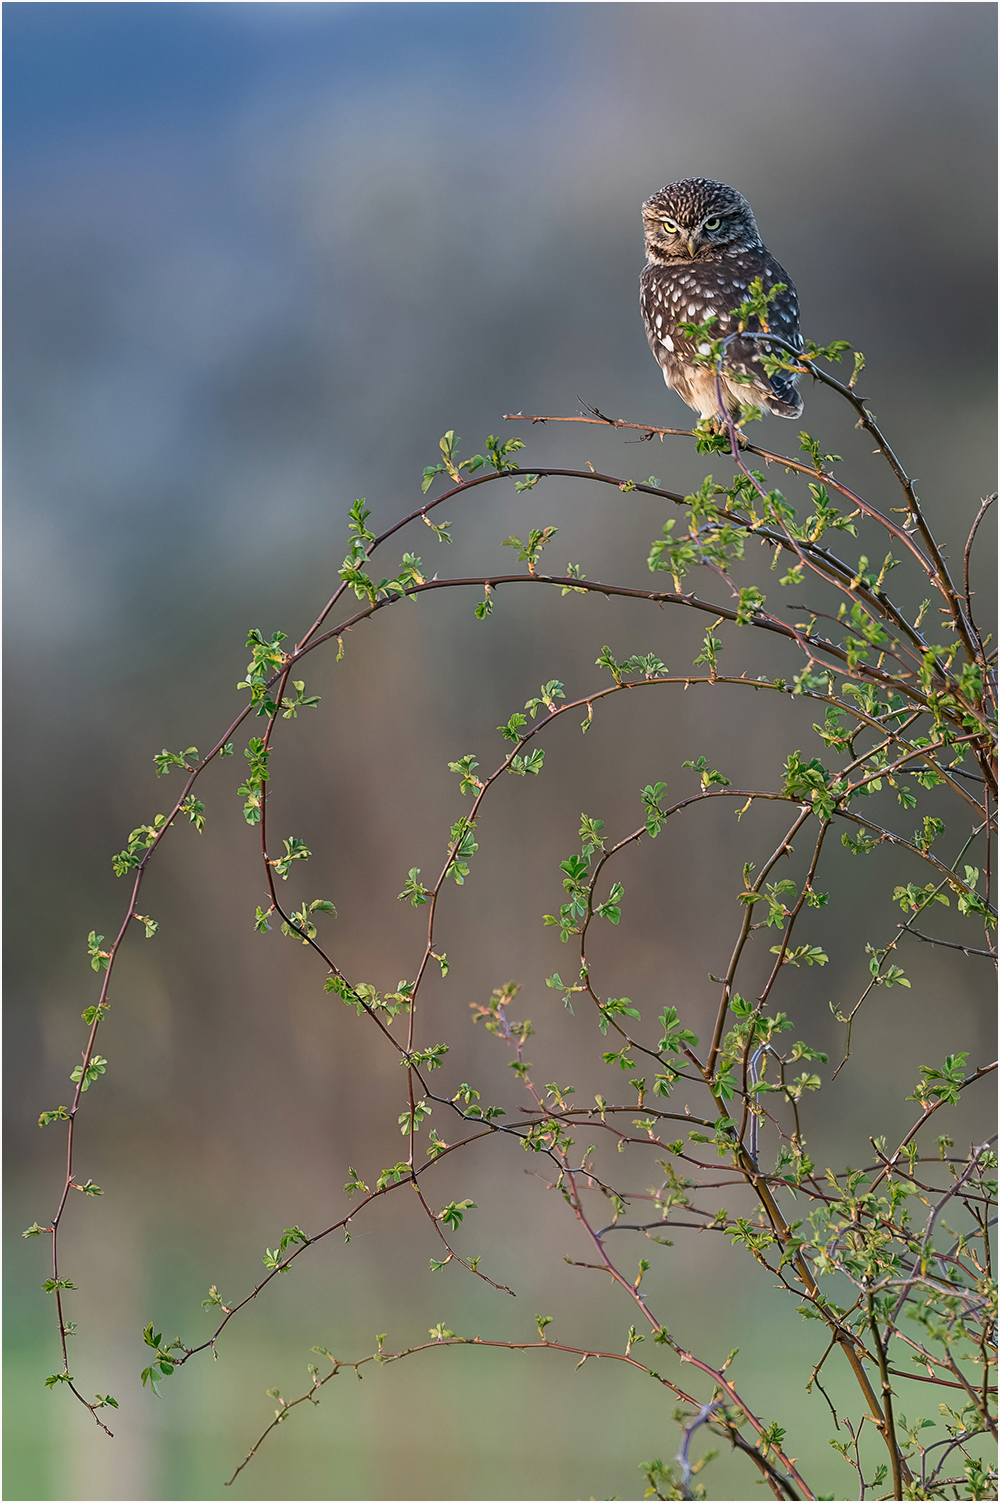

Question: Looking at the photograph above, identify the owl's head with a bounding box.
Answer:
[641,179,761,262]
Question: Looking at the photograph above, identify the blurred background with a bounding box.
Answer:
[4,4,996,1499]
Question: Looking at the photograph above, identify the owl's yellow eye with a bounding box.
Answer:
[703,218,721,231]
[661,217,679,233]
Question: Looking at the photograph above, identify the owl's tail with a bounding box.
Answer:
[760,369,803,419]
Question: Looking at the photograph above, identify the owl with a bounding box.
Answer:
[639,178,803,423]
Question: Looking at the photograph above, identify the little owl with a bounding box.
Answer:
[640,178,802,423]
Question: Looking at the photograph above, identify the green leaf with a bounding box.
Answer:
[595,882,624,924]
[448,754,482,795]
[237,629,288,705]
[437,1199,476,1230]
[682,755,730,791]
[446,818,478,885]
[270,835,311,881]
[87,932,110,970]
[597,997,641,1035]
[398,1101,432,1134]
[770,944,828,967]
[642,782,669,836]
[398,868,431,907]
[524,681,565,718]
[503,527,557,574]
[510,748,545,776]
[907,1053,969,1108]
[70,1056,108,1091]
[153,747,198,778]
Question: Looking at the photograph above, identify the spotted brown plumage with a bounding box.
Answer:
[639,178,803,422]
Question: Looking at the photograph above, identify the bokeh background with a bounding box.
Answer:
[4,4,996,1499]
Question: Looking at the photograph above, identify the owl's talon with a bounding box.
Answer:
[718,419,749,451]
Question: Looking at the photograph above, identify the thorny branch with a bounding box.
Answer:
[35,345,995,1498]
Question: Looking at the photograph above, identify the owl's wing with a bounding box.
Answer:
[639,265,703,364]
[723,253,802,415]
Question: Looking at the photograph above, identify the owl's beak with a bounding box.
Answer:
[685,235,700,258]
